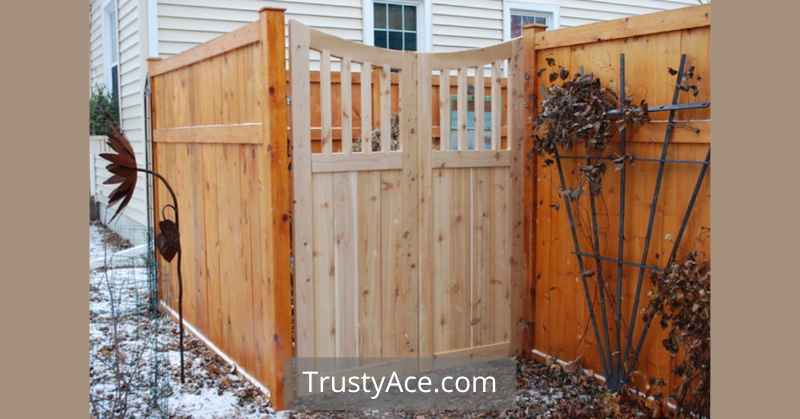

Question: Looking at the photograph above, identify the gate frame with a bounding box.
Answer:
[287,19,533,379]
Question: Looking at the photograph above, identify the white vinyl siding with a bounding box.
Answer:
[429,0,698,51]
[156,0,363,57]
[431,1,502,51]
[88,0,699,236]
[153,0,698,56]
[90,1,106,89]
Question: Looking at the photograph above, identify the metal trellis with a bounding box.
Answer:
[549,53,710,390]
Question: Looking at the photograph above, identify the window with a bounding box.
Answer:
[503,2,559,41]
[373,2,417,51]
[104,0,120,101]
[510,12,550,38]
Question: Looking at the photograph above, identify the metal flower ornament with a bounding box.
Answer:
[100,123,187,383]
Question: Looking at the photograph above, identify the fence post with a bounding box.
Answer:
[259,7,292,410]
[522,23,546,355]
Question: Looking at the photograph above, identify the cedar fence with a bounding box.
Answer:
[146,4,710,409]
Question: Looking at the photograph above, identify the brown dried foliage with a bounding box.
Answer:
[533,61,649,157]
[644,252,711,417]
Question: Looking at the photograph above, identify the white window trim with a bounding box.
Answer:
[363,0,431,52]
[147,0,159,58]
[102,0,120,91]
[503,1,560,41]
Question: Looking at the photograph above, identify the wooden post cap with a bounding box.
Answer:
[523,23,548,32]
[259,7,286,13]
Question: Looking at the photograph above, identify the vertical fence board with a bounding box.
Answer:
[380,65,391,152]
[289,20,314,365]
[333,172,358,357]
[340,58,353,154]
[360,62,373,153]
[320,50,332,154]
[357,172,382,357]
[312,173,335,357]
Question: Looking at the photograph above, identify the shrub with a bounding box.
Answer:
[90,85,120,136]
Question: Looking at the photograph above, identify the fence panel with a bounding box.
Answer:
[148,8,291,407]
[524,5,711,390]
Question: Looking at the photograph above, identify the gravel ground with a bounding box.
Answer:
[89,222,274,418]
[90,222,655,418]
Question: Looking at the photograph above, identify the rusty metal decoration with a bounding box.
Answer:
[100,122,187,384]
[156,219,180,262]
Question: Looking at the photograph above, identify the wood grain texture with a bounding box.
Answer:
[148,8,710,404]
[530,21,710,390]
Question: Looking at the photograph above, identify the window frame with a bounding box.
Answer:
[363,0,431,52]
[102,0,120,97]
[502,1,560,41]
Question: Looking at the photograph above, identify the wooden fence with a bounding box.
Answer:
[522,5,711,391]
[148,8,292,404]
[146,4,710,409]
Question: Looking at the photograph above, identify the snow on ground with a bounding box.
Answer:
[90,223,654,418]
[89,223,274,418]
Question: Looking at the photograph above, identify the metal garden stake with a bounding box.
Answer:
[100,123,186,384]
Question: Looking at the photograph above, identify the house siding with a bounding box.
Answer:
[90,1,105,89]
[89,0,150,238]
[156,0,363,57]
[153,0,698,56]
[90,0,699,235]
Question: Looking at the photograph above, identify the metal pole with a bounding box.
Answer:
[629,148,710,373]
[623,54,687,369]
[586,154,615,389]
[613,53,627,384]
[552,146,612,378]
[558,155,708,165]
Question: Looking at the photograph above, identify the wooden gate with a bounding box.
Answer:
[289,20,525,363]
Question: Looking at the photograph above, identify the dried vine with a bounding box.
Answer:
[644,252,711,416]
[531,57,710,416]
[533,61,648,157]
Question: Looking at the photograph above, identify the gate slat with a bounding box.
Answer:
[357,172,381,357]
[457,68,467,151]
[361,62,372,153]
[399,57,420,356]
[334,172,358,357]
[508,38,525,353]
[289,20,315,358]
[321,50,332,154]
[439,69,450,151]
[313,174,336,357]
[491,61,501,151]
[380,64,391,152]
[417,54,434,362]
[341,57,353,154]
